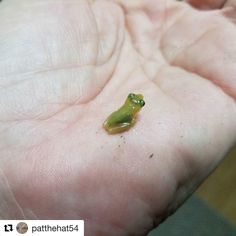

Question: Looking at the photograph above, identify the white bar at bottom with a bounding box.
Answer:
[0,220,84,236]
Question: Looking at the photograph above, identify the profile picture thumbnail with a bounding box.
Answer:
[16,222,28,234]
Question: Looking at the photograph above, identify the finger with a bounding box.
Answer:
[185,0,227,9]
[224,0,236,7]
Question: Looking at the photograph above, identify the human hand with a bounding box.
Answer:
[0,0,235,235]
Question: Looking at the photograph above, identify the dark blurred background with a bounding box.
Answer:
[196,145,236,227]
[149,145,236,236]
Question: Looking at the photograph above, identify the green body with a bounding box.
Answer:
[103,93,145,134]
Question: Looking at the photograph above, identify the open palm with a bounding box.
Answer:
[0,0,235,235]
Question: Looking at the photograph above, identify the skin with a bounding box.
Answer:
[103,93,145,134]
[0,0,235,235]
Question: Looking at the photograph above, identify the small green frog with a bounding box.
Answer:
[103,93,145,134]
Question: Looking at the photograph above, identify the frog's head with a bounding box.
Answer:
[126,93,145,113]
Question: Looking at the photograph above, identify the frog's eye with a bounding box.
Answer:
[139,100,145,107]
[128,93,135,99]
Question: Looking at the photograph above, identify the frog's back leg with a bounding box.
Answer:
[104,120,135,134]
